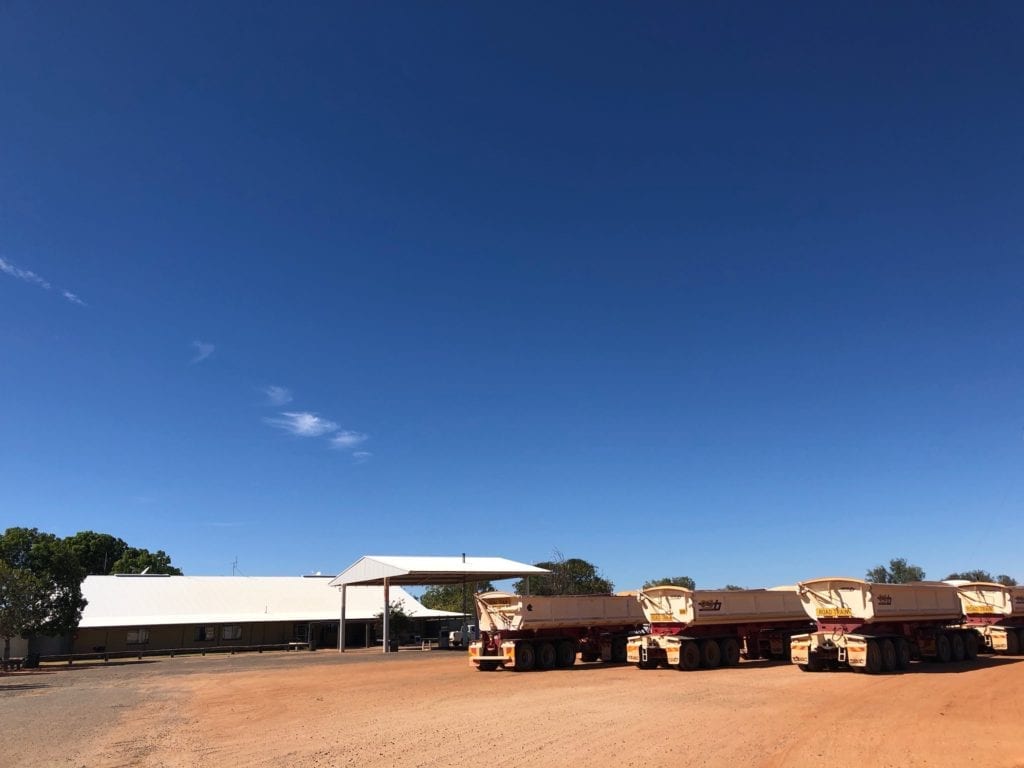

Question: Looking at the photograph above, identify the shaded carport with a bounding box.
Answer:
[329,555,550,652]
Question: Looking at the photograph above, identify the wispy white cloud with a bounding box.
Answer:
[352,451,373,464]
[0,256,85,305]
[264,411,339,437]
[0,257,51,289]
[330,430,368,449]
[190,340,215,364]
[264,385,293,406]
[62,289,86,306]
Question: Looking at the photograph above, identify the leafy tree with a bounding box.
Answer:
[0,562,49,660]
[111,547,182,575]
[514,552,613,595]
[65,531,128,575]
[643,576,696,590]
[724,584,744,591]
[865,557,925,584]
[375,600,412,640]
[946,570,1017,586]
[0,528,87,648]
[420,581,494,614]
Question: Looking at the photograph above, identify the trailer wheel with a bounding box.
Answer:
[555,641,576,668]
[963,631,979,660]
[950,632,966,662]
[895,639,911,670]
[798,656,823,672]
[880,639,897,673]
[935,633,952,663]
[580,650,599,663]
[611,637,628,664]
[864,641,883,674]
[537,642,557,670]
[720,638,741,666]
[514,642,535,671]
[679,641,700,671]
[1003,630,1019,655]
[700,639,721,669]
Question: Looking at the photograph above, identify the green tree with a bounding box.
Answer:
[866,557,925,584]
[375,600,412,640]
[0,527,87,645]
[0,562,49,660]
[111,547,182,575]
[642,576,696,590]
[420,581,494,614]
[65,531,128,575]
[997,574,1018,587]
[724,584,744,591]
[514,553,613,595]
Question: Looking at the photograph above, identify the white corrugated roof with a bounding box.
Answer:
[329,555,549,587]
[79,575,460,628]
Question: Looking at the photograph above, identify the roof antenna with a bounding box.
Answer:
[232,557,238,576]
[462,552,466,563]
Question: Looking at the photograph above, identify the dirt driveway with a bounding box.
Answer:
[2,650,1023,767]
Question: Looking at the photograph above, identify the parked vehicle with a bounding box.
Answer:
[627,586,813,670]
[468,591,644,671]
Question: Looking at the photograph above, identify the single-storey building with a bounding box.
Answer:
[68,574,461,655]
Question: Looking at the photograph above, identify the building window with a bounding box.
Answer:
[221,625,242,641]
[293,623,309,642]
[194,625,216,642]
[127,629,149,645]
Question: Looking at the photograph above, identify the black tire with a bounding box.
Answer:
[880,639,897,673]
[950,632,966,662]
[476,661,499,672]
[865,641,883,674]
[637,655,658,670]
[895,639,911,670]
[720,638,741,667]
[555,640,576,668]
[537,642,557,670]
[514,642,535,672]
[680,641,701,671]
[798,656,823,672]
[700,639,722,668]
[611,637,628,664]
[1004,630,1021,655]
[963,631,979,660]
[935,633,952,663]
[580,651,599,663]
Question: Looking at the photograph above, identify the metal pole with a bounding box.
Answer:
[338,585,347,653]
[383,577,390,654]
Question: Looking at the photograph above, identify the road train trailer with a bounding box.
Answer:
[789,577,979,673]
[948,581,1024,655]
[467,591,646,671]
[626,585,814,670]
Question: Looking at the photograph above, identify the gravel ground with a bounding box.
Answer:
[2,648,1023,767]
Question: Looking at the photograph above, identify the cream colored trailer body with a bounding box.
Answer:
[947,582,1024,654]
[469,591,645,671]
[789,578,975,674]
[627,586,813,670]
[637,585,807,627]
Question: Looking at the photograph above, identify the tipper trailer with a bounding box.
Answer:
[467,591,645,671]
[948,581,1024,655]
[789,577,979,673]
[626,585,814,671]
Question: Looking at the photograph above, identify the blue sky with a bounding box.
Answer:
[2,2,1022,590]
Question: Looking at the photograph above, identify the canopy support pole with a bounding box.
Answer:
[382,577,390,654]
[338,585,347,653]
